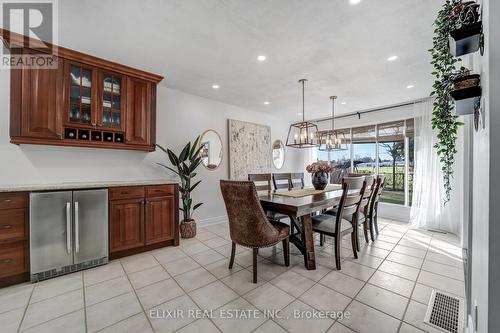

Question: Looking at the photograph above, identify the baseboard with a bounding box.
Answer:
[378,203,410,222]
[198,215,228,227]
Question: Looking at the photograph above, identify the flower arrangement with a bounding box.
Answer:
[306,161,333,174]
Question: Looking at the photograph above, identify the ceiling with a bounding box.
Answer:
[58,0,440,120]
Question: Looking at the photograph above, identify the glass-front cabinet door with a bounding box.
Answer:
[65,62,97,127]
[99,71,125,131]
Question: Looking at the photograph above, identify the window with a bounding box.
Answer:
[314,119,414,207]
[353,143,377,174]
[378,141,405,205]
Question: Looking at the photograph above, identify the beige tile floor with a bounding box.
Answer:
[0,218,465,333]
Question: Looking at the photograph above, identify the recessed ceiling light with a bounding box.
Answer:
[350,0,362,4]
[264,101,270,105]
[387,55,398,61]
[212,84,220,89]
[406,84,415,89]
[297,113,302,116]
[341,101,347,105]
[257,55,267,62]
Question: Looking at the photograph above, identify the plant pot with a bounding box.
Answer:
[180,219,197,239]
[453,74,480,90]
[311,172,329,190]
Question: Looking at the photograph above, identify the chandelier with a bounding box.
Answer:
[286,79,319,148]
[318,96,348,151]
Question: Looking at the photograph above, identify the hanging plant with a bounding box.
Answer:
[430,0,463,203]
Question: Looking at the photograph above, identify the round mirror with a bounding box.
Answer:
[199,130,223,170]
[272,140,285,169]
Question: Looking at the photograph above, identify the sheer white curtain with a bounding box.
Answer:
[410,99,465,236]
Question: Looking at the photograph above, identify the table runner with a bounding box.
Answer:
[273,184,342,198]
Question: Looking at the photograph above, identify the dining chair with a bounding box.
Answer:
[311,176,366,270]
[290,172,305,189]
[330,168,347,184]
[248,173,272,195]
[220,180,290,283]
[272,173,292,191]
[248,173,289,223]
[367,175,385,241]
[344,175,375,250]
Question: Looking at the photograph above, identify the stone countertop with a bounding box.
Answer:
[0,180,178,193]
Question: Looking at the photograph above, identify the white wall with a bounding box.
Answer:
[0,70,302,224]
[468,0,490,331]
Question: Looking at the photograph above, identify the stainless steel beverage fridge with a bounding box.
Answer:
[30,189,108,282]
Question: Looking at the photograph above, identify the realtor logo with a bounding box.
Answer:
[0,0,58,69]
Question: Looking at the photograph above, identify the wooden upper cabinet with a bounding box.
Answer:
[10,53,63,140]
[126,77,153,147]
[7,31,163,151]
[63,61,98,129]
[98,70,126,132]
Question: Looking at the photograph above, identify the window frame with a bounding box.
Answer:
[318,118,414,207]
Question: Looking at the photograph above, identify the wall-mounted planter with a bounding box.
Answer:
[449,21,483,57]
[450,86,481,116]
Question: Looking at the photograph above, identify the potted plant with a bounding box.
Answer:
[156,137,203,239]
[306,161,333,190]
[452,67,480,91]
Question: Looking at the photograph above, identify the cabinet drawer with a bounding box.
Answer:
[0,242,27,278]
[0,209,27,242]
[146,185,175,197]
[0,193,28,210]
[109,186,145,200]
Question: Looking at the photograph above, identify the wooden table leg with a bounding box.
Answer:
[301,214,316,270]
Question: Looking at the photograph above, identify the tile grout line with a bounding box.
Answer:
[15,283,35,333]
[397,226,437,332]
[82,272,88,333]
[150,248,224,333]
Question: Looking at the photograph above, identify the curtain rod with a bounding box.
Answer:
[312,97,429,123]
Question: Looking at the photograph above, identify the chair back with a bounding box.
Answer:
[334,177,366,234]
[290,172,305,189]
[220,180,279,247]
[248,173,272,195]
[331,168,347,184]
[368,175,385,214]
[272,173,292,191]
[357,175,375,214]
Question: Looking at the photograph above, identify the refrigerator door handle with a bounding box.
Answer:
[74,201,80,253]
[66,202,71,254]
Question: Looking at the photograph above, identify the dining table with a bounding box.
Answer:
[259,185,343,270]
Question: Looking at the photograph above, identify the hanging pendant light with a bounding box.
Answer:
[318,96,348,151]
[286,79,319,148]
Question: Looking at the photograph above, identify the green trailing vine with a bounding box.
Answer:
[430,0,463,203]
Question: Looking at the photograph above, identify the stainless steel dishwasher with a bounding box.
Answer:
[30,189,108,282]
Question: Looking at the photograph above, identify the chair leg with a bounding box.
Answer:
[363,222,370,244]
[320,234,324,246]
[374,215,379,236]
[369,217,376,242]
[334,236,341,270]
[350,232,358,259]
[282,238,290,267]
[354,224,360,252]
[228,242,236,269]
[252,248,258,283]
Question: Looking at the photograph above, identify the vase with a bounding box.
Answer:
[180,219,197,238]
[311,171,329,190]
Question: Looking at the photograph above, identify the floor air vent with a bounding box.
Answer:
[424,290,464,333]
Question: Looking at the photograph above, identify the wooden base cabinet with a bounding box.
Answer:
[0,193,29,288]
[109,185,179,259]
[146,196,174,244]
[110,198,145,252]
